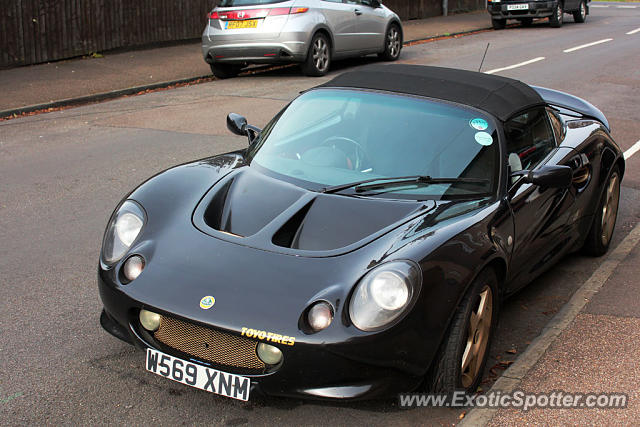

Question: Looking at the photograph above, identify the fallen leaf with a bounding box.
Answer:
[459,411,466,420]
[506,348,517,354]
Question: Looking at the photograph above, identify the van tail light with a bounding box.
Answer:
[208,11,219,19]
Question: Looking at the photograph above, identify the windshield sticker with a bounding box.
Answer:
[475,132,494,146]
[470,118,489,131]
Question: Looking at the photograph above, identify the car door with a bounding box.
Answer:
[320,0,361,55]
[352,0,387,51]
[505,107,581,292]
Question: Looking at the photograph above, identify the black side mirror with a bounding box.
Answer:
[513,165,573,189]
[227,113,262,144]
[227,113,248,136]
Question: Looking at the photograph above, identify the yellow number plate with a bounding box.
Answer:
[226,20,258,29]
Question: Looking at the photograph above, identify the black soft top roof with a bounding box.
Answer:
[317,64,545,121]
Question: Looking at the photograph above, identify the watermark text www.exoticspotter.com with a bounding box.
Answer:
[398,391,628,411]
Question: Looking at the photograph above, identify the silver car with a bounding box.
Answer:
[202,0,403,78]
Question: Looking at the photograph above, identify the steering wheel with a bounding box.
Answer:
[320,136,370,171]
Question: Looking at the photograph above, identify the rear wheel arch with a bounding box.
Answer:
[616,157,625,179]
[388,20,403,44]
[310,27,334,55]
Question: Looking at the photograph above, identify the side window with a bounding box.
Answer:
[504,107,556,174]
[547,107,565,143]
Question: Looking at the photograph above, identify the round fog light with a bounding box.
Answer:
[256,343,283,365]
[139,309,161,332]
[123,255,145,282]
[308,302,333,332]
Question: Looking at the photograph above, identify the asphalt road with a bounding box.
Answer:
[1,4,639,425]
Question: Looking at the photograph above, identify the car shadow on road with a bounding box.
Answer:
[237,55,386,80]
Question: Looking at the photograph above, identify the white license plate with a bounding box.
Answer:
[507,3,529,10]
[145,348,250,401]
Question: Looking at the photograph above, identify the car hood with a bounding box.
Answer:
[192,166,436,257]
[123,154,495,337]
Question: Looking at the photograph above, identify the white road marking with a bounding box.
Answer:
[624,139,640,160]
[627,28,640,35]
[617,5,637,8]
[484,57,545,74]
[591,4,609,7]
[563,38,613,53]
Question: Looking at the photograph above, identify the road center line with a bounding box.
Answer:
[563,38,613,53]
[484,57,545,75]
[627,28,640,35]
[624,139,640,160]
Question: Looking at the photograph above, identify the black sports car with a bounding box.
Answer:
[98,64,624,401]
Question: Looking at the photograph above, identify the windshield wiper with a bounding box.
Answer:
[320,176,489,194]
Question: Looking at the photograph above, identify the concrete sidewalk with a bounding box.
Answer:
[0,11,490,115]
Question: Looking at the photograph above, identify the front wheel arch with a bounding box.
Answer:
[425,265,501,392]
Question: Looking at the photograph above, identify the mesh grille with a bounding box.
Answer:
[154,316,265,372]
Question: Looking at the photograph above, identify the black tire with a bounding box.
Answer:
[301,33,331,77]
[519,17,533,27]
[549,1,564,27]
[378,23,402,61]
[573,0,587,23]
[583,167,621,256]
[492,18,506,30]
[427,268,499,393]
[210,63,241,79]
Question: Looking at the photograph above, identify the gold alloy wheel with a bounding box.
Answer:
[601,172,620,246]
[461,285,493,388]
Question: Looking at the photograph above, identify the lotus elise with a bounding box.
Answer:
[98,64,624,401]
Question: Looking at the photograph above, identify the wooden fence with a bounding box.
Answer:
[0,0,214,68]
[0,0,483,68]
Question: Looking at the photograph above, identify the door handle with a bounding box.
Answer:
[354,9,362,15]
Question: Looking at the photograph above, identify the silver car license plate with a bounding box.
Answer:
[145,348,251,401]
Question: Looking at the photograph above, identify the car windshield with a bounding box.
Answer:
[249,89,500,200]
[219,0,287,6]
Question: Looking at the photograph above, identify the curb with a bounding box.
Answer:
[404,26,494,45]
[0,25,494,121]
[0,74,213,120]
[459,222,640,426]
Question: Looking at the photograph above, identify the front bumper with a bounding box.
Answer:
[98,271,424,400]
[488,1,556,19]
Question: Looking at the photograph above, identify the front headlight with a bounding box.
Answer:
[349,261,422,331]
[102,200,145,265]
